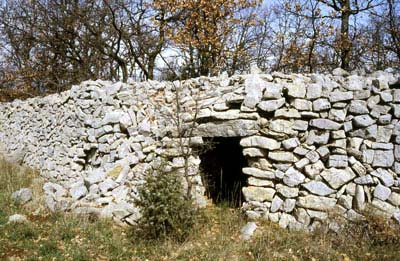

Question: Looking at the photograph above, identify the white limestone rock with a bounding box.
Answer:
[240,136,281,150]
[283,167,305,187]
[373,184,391,201]
[257,98,285,112]
[268,152,298,163]
[242,186,275,202]
[8,214,29,224]
[321,167,356,189]
[297,195,337,211]
[302,181,335,196]
[11,188,33,204]
[241,222,257,241]
[243,167,275,179]
[270,195,284,212]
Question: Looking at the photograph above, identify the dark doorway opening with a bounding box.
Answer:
[199,137,247,207]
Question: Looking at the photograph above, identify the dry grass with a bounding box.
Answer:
[1,157,400,260]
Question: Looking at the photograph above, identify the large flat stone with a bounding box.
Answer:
[321,167,356,189]
[297,195,337,211]
[242,186,275,202]
[240,136,281,150]
[194,120,259,137]
[242,167,275,179]
[372,150,395,167]
[310,119,342,130]
[302,181,335,196]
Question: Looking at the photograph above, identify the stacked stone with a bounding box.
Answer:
[0,68,399,229]
[0,79,213,224]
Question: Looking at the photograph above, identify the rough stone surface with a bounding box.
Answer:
[11,188,33,204]
[321,168,356,189]
[297,195,337,211]
[1,71,399,229]
[242,186,275,202]
[302,181,335,196]
[8,214,29,224]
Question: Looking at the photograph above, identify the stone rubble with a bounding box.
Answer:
[0,68,399,230]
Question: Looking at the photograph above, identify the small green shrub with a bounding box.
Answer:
[135,169,198,241]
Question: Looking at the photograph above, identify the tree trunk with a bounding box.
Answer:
[340,0,351,70]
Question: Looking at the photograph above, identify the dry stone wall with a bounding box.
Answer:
[1,68,400,230]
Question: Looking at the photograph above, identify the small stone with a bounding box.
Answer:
[275,108,301,118]
[70,184,88,200]
[243,148,266,157]
[242,186,275,202]
[305,151,320,163]
[338,195,353,209]
[304,160,325,179]
[11,188,33,204]
[329,91,353,102]
[307,83,322,99]
[349,100,369,114]
[306,130,330,145]
[248,177,274,187]
[8,214,28,224]
[270,196,284,212]
[276,184,299,198]
[317,146,330,159]
[371,168,394,187]
[282,199,296,212]
[293,99,312,111]
[388,192,400,206]
[269,120,295,135]
[243,167,275,179]
[240,136,281,150]
[373,184,391,201]
[354,175,376,185]
[84,169,107,185]
[241,222,257,241]
[283,167,305,187]
[371,199,396,215]
[353,115,376,127]
[282,138,300,150]
[297,195,337,211]
[294,208,311,226]
[372,150,395,168]
[321,167,356,189]
[287,82,306,98]
[302,181,335,196]
[268,152,298,163]
[350,160,367,176]
[354,185,365,211]
[329,109,346,122]
[257,98,285,112]
[293,120,309,131]
[313,98,331,111]
[294,158,310,170]
[327,155,348,168]
[43,182,68,198]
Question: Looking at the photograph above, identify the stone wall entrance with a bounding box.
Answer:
[199,137,247,207]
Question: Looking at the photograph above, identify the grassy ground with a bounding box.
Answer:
[1,157,400,260]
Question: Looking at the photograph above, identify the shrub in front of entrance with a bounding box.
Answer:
[134,168,198,241]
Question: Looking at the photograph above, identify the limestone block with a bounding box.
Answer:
[257,98,285,112]
[242,186,275,202]
[240,136,281,150]
[283,167,305,187]
[297,195,337,211]
[321,167,356,189]
[302,181,335,196]
[373,184,391,201]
